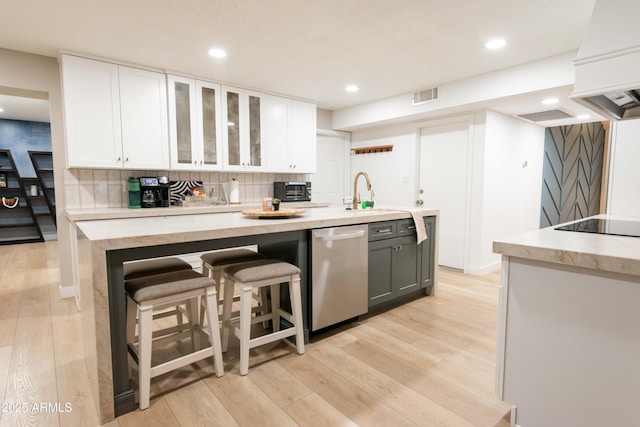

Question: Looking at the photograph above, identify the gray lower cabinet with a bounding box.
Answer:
[368,216,435,309]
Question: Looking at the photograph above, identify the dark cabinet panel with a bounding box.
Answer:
[367,216,435,309]
[368,239,395,306]
[421,216,435,291]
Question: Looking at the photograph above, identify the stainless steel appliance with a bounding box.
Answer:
[138,176,170,208]
[273,181,311,202]
[311,224,368,331]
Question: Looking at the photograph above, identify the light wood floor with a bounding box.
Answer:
[0,241,510,426]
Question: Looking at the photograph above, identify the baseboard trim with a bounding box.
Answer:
[59,284,76,299]
[464,261,501,276]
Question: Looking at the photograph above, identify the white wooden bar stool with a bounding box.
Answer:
[200,249,267,323]
[221,259,305,375]
[125,269,224,410]
[124,257,194,329]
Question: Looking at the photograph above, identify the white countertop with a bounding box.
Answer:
[75,205,439,251]
[493,214,640,276]
[66,201,329,221]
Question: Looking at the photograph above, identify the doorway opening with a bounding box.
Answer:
[0,88,57,243]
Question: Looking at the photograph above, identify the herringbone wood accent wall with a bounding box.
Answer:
[540,123,605,228]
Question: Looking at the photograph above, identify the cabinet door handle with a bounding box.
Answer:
[403,225,416,230]
[376,228,392,234]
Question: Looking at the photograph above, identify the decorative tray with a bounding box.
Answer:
[241,208,305,219]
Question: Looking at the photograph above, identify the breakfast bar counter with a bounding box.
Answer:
[492,214,640,427]
[73,205,438,423]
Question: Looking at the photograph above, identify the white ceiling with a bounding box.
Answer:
[0,0,602,125]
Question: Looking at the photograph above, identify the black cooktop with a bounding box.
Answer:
[555,218,640,238]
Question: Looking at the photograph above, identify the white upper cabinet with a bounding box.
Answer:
[167,75,223,170]
[61,54,315,174]
[263,95,290,172]
[221,86,264,171]
[263,96,317,173]
[289,99,317,173]
[62,55,121,168]
[118,67,169,169]
[61,54,169,169]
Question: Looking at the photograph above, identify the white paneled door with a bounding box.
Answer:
[418,119,470,270]
[312,132,349,206]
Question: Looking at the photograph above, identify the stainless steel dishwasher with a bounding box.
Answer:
[311,224,368,331]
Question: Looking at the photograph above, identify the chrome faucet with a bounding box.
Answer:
[352,171,372,209]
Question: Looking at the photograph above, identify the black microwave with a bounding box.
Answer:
[273,181,311,202]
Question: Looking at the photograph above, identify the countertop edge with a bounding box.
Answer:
[66,201,330,221]
[493,215,640,277]
[74,206,440,251]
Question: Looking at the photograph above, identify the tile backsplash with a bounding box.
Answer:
[64,169,310,209]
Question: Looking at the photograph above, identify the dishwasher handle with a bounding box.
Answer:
[314,229,366,241]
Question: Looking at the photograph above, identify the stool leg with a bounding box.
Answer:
[203,286,224,377]
[187,298,200,351]
[138,303,153,410]
[290,274,305,355]
[214,270,225,322]
[239,282,253,375]
[259,288,270,329]
[271,283,281,333]
[199,265,213,326]
[221,277,235,352]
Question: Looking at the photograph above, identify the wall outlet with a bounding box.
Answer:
[343,196,353,204]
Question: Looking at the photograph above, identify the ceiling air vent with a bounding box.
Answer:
[517,109,573,123]
[412,87,439,106]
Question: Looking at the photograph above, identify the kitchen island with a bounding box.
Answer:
[493,215,640,427]
[73,205,438,423]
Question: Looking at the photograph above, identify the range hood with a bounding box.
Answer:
[571,0,640,120]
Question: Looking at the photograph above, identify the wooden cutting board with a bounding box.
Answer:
[241,208,305,218]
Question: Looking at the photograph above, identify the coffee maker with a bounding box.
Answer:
[138,176,170,208]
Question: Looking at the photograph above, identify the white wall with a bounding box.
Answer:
[350,122,418,207]
[0,48,73,296]
[607,119,640,217]
[468,111,545,274]
[349,110,545,275]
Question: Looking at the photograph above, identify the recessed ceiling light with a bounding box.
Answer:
[208,48,227,58]
[345,84,359,93]
[577,114,591,120]
[542,97,559,105]
[485,38,506,50]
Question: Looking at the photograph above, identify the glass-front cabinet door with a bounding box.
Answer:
[224,87,241,167]
[222,85,264,171]
[168,75,196,169]
[248,93,262,168]
[196,81,222,169]
[168,75,222,170]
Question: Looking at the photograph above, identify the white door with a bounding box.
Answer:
[418,119,470,270]
[313,132,349,206]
